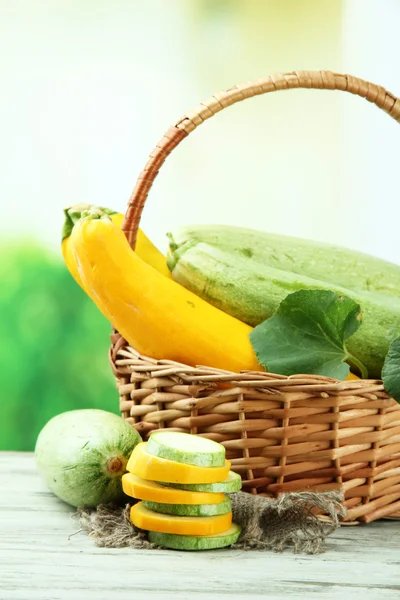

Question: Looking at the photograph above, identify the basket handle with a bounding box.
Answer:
[122,70,400,248]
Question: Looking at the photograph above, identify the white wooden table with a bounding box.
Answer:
[1,452,399,600]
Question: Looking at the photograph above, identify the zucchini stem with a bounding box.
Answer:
[346,353,368,379]
[107,457,124,475]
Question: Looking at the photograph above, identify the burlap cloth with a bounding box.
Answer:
[75,490,346,554]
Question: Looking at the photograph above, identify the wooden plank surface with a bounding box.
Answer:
[0,452,399,600]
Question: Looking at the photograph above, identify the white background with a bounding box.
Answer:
[1,0,399,263]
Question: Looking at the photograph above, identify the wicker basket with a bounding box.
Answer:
[110,71,400,524]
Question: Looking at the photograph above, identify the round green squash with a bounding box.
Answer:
[35,409,141,507]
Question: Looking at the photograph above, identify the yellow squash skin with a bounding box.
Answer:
[121,473,226,505]
[62,211,172,293]
[126,443,231,484]
[130,502,232,536]
[69,214,262,372]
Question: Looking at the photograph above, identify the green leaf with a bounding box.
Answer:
[382,337,400,403]
[250,289,367,380]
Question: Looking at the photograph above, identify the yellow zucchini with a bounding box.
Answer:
[130,502,232,536]
[69,212,261,372]
[62,205,171,294]
[126,443,231,484]
[122,473,226,505]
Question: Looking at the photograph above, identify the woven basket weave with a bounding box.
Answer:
[110,71,400,523]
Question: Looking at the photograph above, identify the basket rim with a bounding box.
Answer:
[110,335,397,403]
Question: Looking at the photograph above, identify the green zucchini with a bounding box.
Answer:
[35,409,142,508]
[159,471,242,493]
[147,431,225,467]
[148,523,241,551]
[167,241,400,378]
[168,225,400,300]
[143,496,232,516]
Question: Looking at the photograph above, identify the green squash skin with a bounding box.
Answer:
[34,409,142,508]
[168,241,400,378]
[147,432,226,468]
[159,471,242,493]
[143,497,232,517]
[167,225,400,301]
[148,523,241,551]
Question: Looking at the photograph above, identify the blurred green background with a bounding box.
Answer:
[1,0,400,450]
[0,241,115,450]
